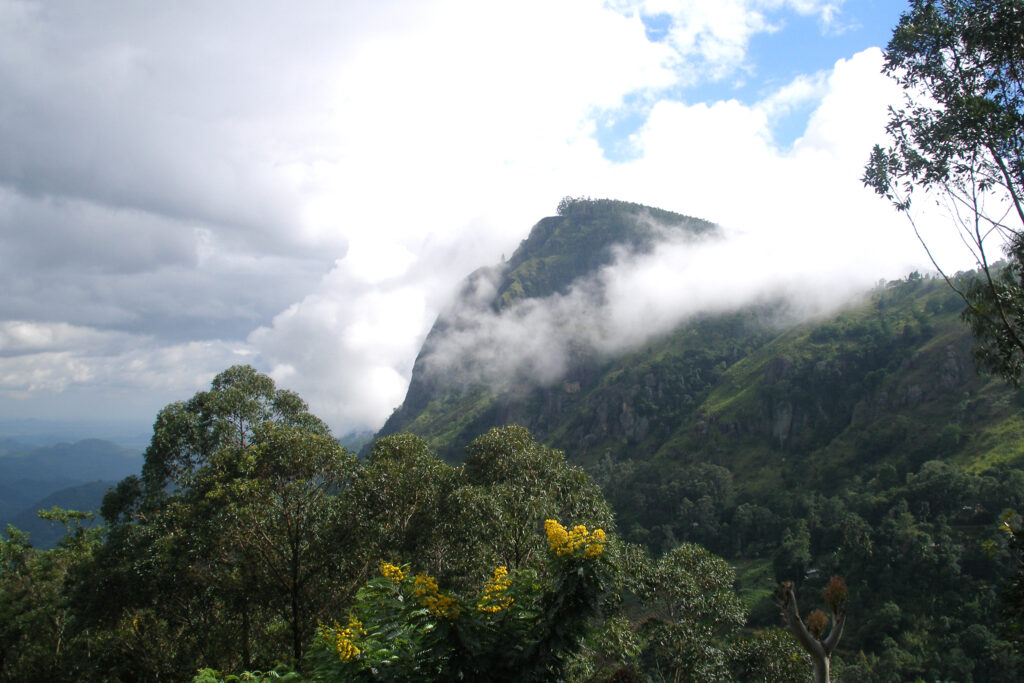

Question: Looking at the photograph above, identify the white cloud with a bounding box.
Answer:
[0,1,963,434]
[0,329,251,416]
[756,71,830,121]
[411,47,968,400]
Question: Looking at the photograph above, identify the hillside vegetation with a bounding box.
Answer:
[381,200,1022,489]
[374,198,1024,679]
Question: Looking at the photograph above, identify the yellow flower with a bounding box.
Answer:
[379,561,406,582]
[413,572,460,619]
[545,519,569,551]
[478,565,514,614]
[348,615,366,636]
[413,573,439,598]
[545,519,606,559]
[335,634,359,661]
[329,618,363,662]
[426,592,461,619]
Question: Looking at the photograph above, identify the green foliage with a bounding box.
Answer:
[70,366,356,678]
[374,232,1024,682]
[728,628,812,682]
[864,0,1024,384]
[773,520,812,584]
[195,666,305,682]
[353,433,457,579]
[137,364,330,498]
[454,426,615,574]
[501,198,713,308]
[0,368,631,681]
[629,543,747,681]
[306,519,612,682]
[0,513,102,681]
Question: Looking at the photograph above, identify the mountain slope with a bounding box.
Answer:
[6,480,114,549]
[378,197,719,453]
[0,439,141,521]
[377,201,1021,493]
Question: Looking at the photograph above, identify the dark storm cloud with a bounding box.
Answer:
[0,0,371,344]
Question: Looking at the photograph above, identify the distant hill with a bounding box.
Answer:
[339,428,375,454]
[0,439,141,540]
[5,480,113,549]
[0,418,151,450]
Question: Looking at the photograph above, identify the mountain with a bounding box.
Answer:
[373,199,1024,676]
[378,197,719,454]
[5,480,114,549]
[379,199,1020,488]
[0,439,142,532]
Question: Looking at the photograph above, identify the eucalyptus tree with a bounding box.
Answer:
[86,366,355,675]
[201,423,358,665]
[453,425,616,576]
[352,433,458,580]
[138,364,331,498]
[629,543,747,682]
[864,0,1024,382]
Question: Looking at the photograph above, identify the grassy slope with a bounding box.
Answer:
[383,201,1024,504]
[392,274,1024,497]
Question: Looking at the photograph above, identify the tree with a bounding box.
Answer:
[202,423,359,665]
[85,366,353,675]
[727,628,811,682]
[453,425,616,576]
[863,0,1024,382]
[352,433,457,580]
[0,512,102,681]
[136,364,330,499]
[773,519,812,584]
[776,576,848,683]
[630,543,747,682]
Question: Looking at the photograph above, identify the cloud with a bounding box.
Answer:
[0,324,252,420]
[417,216,874,392]
[407,48,974,402]
[756,71,830,122]
[0,1,961,435]
[0,188,329,341]
[610,0,848,83]
[0,321,132,356]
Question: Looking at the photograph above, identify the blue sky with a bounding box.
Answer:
[596,1,908,159]
[0,0,967,436]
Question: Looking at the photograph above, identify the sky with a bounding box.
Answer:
[0,0,981,439]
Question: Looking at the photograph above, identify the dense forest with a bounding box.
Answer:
[2,360,1023,681]
[0,372,814,681]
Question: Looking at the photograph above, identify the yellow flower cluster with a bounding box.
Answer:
[478,565,513,614]
[379,561,406,582]
[333,616,365,662]
[413,572,461,619]
[544,519,606,558]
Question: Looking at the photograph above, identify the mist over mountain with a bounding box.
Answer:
[378,199,1021,488]
[408,198,873,400]
[7,202,1022,681]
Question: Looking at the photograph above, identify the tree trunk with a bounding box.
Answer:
[241,598,251,670]
[291,540,302,666]
[777,581,845,683]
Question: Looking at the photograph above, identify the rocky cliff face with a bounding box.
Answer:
[374,200,1023,490]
